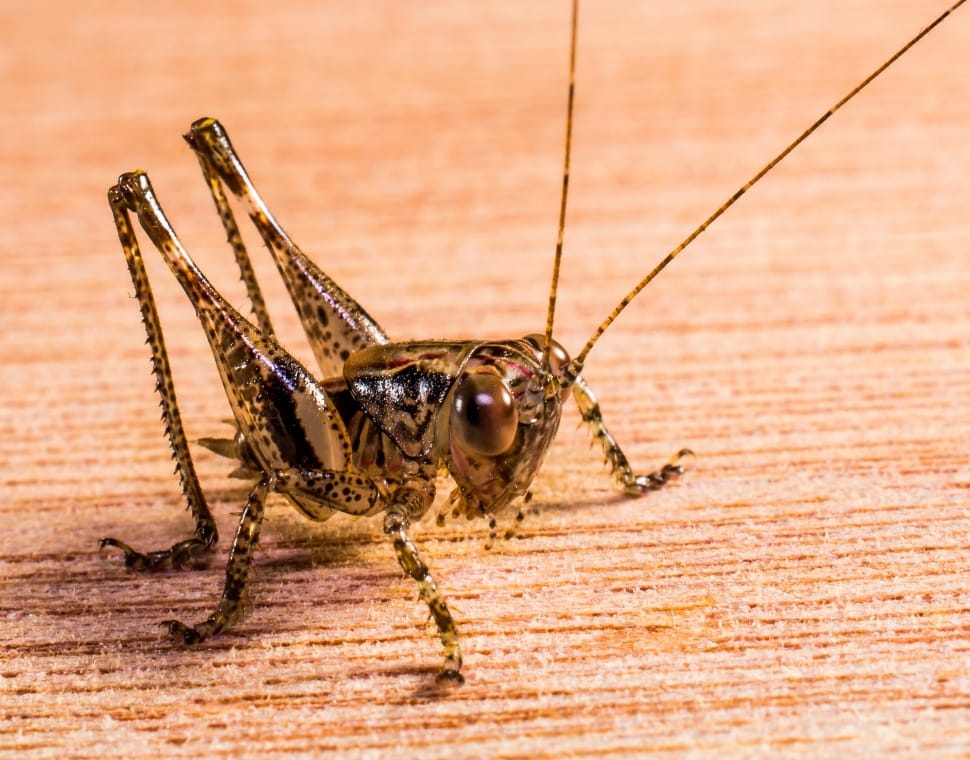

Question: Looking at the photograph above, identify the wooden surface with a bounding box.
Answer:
[2,1,969,756]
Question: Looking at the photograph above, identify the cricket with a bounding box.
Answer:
[100,0,965,681]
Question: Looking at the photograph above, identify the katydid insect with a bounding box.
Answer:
[101,0,965,682]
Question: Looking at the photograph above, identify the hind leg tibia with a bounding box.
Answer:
[100,177,219,571]
[184,117,388,378]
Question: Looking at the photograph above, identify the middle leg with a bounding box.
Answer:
[166,479,269,644]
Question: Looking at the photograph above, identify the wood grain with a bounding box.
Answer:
[2,1,968,756]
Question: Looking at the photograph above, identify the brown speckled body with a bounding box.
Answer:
[101,117,688,681]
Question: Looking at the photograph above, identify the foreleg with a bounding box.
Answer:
[384,485,463,682]
[572,376,693,495]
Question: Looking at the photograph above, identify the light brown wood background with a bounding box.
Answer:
[2,1,968,756]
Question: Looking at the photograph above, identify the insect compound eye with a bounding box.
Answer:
[451,368,519,457]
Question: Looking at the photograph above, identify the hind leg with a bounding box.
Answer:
[99,183,219,570]
[184,117,388,378]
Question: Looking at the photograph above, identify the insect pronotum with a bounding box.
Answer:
[101,0,965,681]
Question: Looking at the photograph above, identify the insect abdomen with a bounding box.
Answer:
[327,383,410,485]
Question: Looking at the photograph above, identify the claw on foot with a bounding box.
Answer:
[99,537,171,571]
[163,619,205,645]
[659,447,694,482]
[624,447,696,495]
[673,447,695,468]
[436,668,465,685]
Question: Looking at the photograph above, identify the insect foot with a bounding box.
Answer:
[98,533,215,572]
[621,448,694,495]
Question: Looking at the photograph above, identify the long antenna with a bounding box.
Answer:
[541,0,579,371]
[570,0,965,370]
